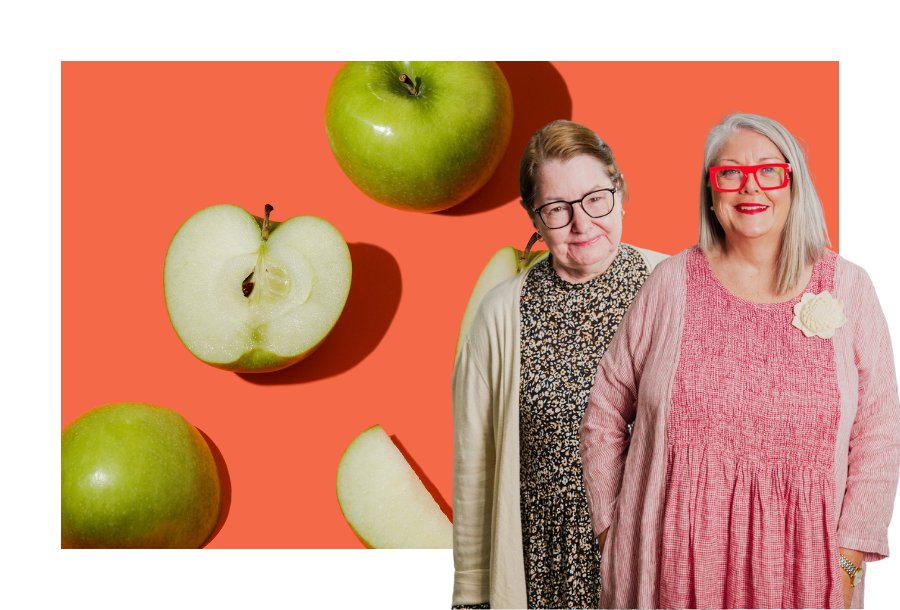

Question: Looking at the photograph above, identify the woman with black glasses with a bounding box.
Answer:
[580,113,900,609]
[451,120,666,609]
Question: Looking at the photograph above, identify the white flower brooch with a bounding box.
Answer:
[791,291,847,339]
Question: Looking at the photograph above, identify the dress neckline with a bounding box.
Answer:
[692,245,829,309]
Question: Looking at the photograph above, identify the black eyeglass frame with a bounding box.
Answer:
[533,187,618,229]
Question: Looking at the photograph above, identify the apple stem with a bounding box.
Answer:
[399,74,419,96]
[518,232,542,273]
[261,204,274,241]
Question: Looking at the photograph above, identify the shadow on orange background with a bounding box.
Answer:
[439,61,573,217]
[391,434,453,523]
[238,242,402,385]
[336,435,451,549]
[198,428,231,548]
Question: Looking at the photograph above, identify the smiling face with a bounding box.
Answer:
[533,155,623,283]
[710,130,791,247]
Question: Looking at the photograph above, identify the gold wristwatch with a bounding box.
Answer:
[839,553,864,587]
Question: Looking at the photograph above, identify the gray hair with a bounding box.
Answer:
[699,113,831,295]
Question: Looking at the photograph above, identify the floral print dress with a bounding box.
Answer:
[453,244,649,609]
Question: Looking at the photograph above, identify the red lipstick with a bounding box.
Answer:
[733,204,768,215]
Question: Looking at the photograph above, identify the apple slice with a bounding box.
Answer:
[455,246,549,361]
[164,204,351,373]
[336,425,451,549]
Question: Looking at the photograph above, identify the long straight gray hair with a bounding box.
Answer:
[699,113,831,295]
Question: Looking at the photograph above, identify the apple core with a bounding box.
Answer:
[241,205,294,303]
[164,204,351,372]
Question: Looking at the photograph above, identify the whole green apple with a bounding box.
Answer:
[164,204,352,372]
[61,403,222,549]
[324,61,513,213]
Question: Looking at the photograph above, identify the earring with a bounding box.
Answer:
[536,231,544,241]
[710,206,714,210]
[621,209,626,217]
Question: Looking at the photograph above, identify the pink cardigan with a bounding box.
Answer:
[580,248,900,609]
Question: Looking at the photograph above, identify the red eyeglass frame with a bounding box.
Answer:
[708,163,792,192]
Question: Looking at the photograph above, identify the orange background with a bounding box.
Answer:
[62,62,838,548]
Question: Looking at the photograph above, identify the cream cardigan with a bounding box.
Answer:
[451,244,668,608]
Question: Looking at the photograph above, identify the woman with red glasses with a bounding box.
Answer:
[580,113,900,609]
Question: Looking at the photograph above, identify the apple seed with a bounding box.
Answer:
[242,272,254,297]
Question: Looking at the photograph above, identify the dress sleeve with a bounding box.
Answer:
[837,272,900,562]
[579,267,658,537]
[451,306,497,606]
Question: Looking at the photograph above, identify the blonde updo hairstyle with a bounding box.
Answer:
[519,120,627,224]
[699,113,831,295]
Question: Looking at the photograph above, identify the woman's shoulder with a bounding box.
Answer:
[620,242,700,275]
[622,244,695,287]
[831,251,884,319]
[473,263,535,324]
[620,242,669,273]
[830,252,895,354]
[832,250,875,290]
[459,264,535,364]
[612,247,696,330]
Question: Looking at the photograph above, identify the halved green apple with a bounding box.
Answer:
[336,425,451,549]
[455,245,549,360]
[164,204,351,373]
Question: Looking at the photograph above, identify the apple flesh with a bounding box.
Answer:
[336,425,451,549]
[61,403,221,549]
[455,246,549,361]
[324,61,514,213]
[164,204,351,372]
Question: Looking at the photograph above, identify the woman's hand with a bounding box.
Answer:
[839,547,864,609]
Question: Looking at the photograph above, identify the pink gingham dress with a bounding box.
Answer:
[580,246,900,609]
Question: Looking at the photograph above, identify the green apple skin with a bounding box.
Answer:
[455,247,549,361]
[164,205,352,373]
[61,403,222,549]
[325,61,513,213]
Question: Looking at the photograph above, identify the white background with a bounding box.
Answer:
[3,1,899,608]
